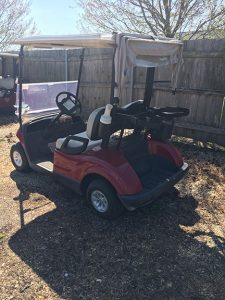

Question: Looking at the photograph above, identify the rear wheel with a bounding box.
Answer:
[10,143,30,172]
[86,179,125,219]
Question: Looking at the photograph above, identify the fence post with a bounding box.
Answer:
[219,97,225,129]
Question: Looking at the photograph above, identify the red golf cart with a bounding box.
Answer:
[0,52,18,113]
[10,33,189,219]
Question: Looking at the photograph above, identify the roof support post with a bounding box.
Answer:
[75,48,85,101]
[143,67,155,108]
[110,47,117,105]
[13,57,18,80]
[64,49,68,82]
[18,45,24,128]
[1,57,6,77]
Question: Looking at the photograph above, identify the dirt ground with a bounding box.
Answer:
[0,114,225,300]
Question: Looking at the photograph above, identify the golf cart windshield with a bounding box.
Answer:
[15,81,78,117]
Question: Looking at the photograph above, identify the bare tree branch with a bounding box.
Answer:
[76,0,225,39]
[137,1,158,35]
[0,0,36,51]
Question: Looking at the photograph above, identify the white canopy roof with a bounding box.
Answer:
[14,33,182,51]
[14,34,115,49]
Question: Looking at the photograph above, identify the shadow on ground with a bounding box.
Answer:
[0,112,18,126]
[9,170,225,300]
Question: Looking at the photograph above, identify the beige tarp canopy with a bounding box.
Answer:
[113,33,183,99]
[14,33,183,100]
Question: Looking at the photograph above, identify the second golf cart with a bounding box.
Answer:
[10,33,189,219]
[0,52,18,112]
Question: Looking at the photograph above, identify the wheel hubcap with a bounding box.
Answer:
[91,190,109,213]
[13,151,23,167]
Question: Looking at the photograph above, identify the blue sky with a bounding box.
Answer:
[30,0,82,35]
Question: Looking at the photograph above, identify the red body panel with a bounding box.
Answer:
[0,93,16,109]
[53,139,184,196]
[148,140,183,167]
[16,128,25,145]
[53,148,143,195]
[16,122,184,196]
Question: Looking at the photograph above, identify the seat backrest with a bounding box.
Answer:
[118,100,145,115]
[86,107,105,140]
[0,77,15,90]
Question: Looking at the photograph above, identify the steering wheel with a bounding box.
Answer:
[155,107,189,119]
[45,92,82,132]
[56,91,82,116]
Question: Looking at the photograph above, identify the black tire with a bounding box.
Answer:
[86,179,125,219]
[10,143,30,172]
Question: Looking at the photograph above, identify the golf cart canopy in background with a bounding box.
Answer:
[0,52,18,79]
[0,52,18,58]
[15,33,183,102]
[0,52,18,112]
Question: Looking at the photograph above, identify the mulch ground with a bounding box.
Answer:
[0,114,225,300]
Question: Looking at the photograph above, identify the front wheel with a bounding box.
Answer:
[10,143,30,172]
[86,179,125,219]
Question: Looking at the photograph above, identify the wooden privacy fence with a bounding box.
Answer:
[2,39,225,146]
[134,39,225,147]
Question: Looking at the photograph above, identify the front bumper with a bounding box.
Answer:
[119,163,189,210]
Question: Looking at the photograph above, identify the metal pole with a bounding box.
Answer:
[110,32,120,105]
[64,49,68,91]
[143,67,155,108]
[13,57,18,80]
[64,49,68,82]
[110,47,117,104]
[76,48,85,100]
[2,57,6,77]
[18,45,24,128]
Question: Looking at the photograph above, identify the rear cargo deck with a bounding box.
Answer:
[140,162,177,189]
[128,154,179,190]
[118,134,189,209]
[121,135,180,191]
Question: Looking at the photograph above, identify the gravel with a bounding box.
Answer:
[0,114,225,300]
